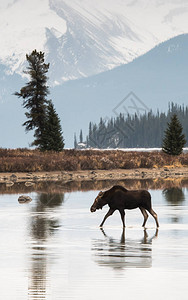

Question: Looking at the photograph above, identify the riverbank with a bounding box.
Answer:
[1,149,188,185]
[1,167,188,185]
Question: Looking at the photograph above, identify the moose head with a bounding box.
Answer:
[90,191,107,212]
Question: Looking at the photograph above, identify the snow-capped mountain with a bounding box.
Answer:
[0,0,188,83]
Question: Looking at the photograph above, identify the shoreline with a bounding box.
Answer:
[1,167,188,184]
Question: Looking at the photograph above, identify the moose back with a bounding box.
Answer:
[90,185,159,228]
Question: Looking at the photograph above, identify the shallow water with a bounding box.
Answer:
[0,183,188,299]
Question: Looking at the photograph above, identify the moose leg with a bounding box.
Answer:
[119,208,125,228]
[100,208,115,227]
[139,207,148,227]
[148,208,159,228]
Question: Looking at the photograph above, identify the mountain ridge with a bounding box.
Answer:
[1,0,188,82]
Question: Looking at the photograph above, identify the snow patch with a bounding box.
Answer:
[1,0,188,81]
[0,0,66,72]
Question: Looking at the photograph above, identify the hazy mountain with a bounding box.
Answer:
[1,0,188,148]
[1,0,188,83]
[0,64,34,148]
[2,34,186,148]
[51,34,188,147]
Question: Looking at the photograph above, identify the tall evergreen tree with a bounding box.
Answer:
[15,50,50,147]
[162,114,186,155]
[74,133,77,149]
[41,101,64,151]
[79,129,83,143]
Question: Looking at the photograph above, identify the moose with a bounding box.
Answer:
[90,185,159,228]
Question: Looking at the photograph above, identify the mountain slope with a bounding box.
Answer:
[1,0,188,82]
[1,34,188,148]
[0,64,34,148]
[47,0,153,83]
[51,34,188,147]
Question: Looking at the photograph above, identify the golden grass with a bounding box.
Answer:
[0,148,187,172]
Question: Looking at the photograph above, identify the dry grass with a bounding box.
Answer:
[0,148,187,172]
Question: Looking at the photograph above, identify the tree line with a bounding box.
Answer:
[76,103,188,150]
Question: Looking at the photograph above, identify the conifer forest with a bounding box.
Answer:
[80,103,188,149]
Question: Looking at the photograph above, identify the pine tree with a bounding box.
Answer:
[162,114,186,155]
[74,133,77,149]
[79,129,83,143]
[85,103,188,149]
[15,50,49,147]
[41,101,64,151]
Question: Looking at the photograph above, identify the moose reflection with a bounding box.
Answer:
[92,228,158,269]
[90,185,159,228]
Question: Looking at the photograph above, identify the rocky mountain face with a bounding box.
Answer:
[1,0,188,82]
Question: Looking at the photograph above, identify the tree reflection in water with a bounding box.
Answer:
[28,192,64,300]
[92,229,158,270]
[163,187,185,205]
[163,187,185,223]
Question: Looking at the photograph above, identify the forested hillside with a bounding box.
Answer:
[80,103,188,148]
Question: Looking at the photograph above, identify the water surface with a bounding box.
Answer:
[0,181,188,299]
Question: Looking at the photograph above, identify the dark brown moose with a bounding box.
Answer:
[90,185,159,228]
